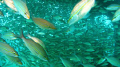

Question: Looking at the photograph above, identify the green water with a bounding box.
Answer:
[0,0,120,67]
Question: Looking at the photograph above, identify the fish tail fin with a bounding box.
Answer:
[20,29,25,39]
[26,33,30,38]
[31,15,35,20]
[14,35,19,39]
[13,31,21,39]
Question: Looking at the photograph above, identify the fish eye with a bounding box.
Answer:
[13,52,16,54]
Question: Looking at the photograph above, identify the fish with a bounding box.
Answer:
[37,32,45,35]
[60,57,73,67]
[68,0,95,25]
[3,0,17,11]
[0,42,18,57]
[85,56,94,60]
[76,55,88,64]
[69,54,80,62]
[112,9,120,22]
[85,48,94,52]
[82,64,95,67]
[1,32,17,40]
[66,25,75,34]
[20,30,48,61]
[13,0,30,19]
[97,58,106,65]
[27,34,46,50]
[32,17,56,30]
[52,15,62,20]
[106,56,120,67]
[83,42,91,45]
[5,55,22,65]
[105,4,120,11]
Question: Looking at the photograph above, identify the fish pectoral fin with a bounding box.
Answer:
[68,14,79,25]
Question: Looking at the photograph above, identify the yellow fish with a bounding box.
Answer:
[68,0,95,25]
[112,9,120,22]
[0,42,18,57]
[5,55,22,65]
[1,32,17,40]
[27,34,46,50]
[20,30,48,61]
[32,17,56,30]
[13,0,30,19]
[3,0,17,11]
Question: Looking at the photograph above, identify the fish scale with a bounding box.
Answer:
[68,0,95,25]
[21,30,48,61]
[13,0,30,19]
[69,0,90,19]
[0,42,18,57]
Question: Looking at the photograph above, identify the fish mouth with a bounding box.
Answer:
[14,53,18,57]
[26,14,30,19]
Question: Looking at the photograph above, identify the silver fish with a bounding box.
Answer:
[13,0,30,19]
[5,55,22,65]
[20,30,48,61]
[112,9,120,22]
[60,57,73,67]
[68,0,95,25]
[0,42,18,57]
[105,4,120,11]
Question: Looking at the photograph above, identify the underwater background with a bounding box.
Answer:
[0,0,120,67]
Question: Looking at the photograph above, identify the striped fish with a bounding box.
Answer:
[68,0,95,25]
[106,56,120,67]
[32,17,56,30]
[27,34,46,50]
[112,9,120,22]
[20,30,48,61]
[0,42,18,57]
[5,55,22,65]
[105,4,120,11]
[1,32,17,40]
[13,0,30,19]
[3,0,17,11]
